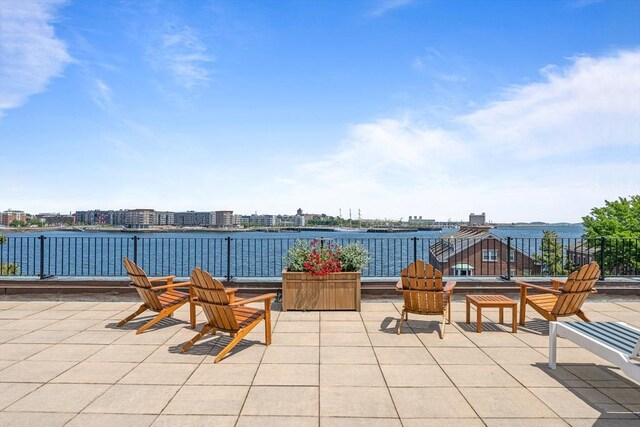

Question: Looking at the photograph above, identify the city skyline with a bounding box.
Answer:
[1,1,639,223]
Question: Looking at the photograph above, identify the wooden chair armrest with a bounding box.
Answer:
[151,281,191,291]
[551,279,565,290]
[148,276,175,283]
[225,288,238,295]
[229,293,277,307]
[444,281,457,293]
[517,281,561,295]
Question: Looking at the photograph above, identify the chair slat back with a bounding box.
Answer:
[552,262,600,316]
[401,260,445,314]
[122,257,162,311]
[190,267,239,331]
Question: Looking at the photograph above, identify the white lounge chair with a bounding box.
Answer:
[549,321,640,383]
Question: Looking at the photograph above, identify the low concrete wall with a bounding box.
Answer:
[1,277,638,298]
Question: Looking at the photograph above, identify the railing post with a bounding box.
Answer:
[599,236,605,280]
[132,236,139,264]
[506,237,512,280]
[38,235,46,279]
[226,237,232,282]
[412,237,418,262]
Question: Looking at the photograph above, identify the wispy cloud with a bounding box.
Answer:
[370,0,415,17]
[90,79,113,111]
[150,23,215,90]
[270,50,640,222]
[0,0,71,115]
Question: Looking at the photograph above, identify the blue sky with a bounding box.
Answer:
[1,0,639,223]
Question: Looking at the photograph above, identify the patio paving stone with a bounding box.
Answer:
[374,346,436,364]
[0,411,74,426]
[321,417,402,426]
[5,383,109,413]
[381,364,452,387]
[241,385,319,416]
[186,363,258,385]
[319,345,377,364]
[66,413,156,427]
[441,364,521,387]
[262,345,319,364]
[320,386,397,417]
[87,344,157,363]
[84,384,180,414]
[320,332,370,346]
[320,364,385,387]
[51,361,137,384]
[151,414,236,427]
[390,387,476,418]
[119,362,198,385]
[0,360,76,383]
[253,363,319,386]
[0,383,41,410]
[428,346,496,365]
[162,385,248,415]
[460,387,558,418]
[237,415,318,427]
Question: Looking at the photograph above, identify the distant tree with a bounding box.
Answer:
[0,234,19,275]
[534,230,567,275]
[9,219,26,227]
[582,196,640,274]
[27,218,44,227]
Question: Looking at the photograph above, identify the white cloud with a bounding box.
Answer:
[151,24,214,90]
[371,0,415,17]
[270,50,640,222]
[0,0,71,114]
[90,79,113,111]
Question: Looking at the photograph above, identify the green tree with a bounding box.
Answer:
[0,234,19,275]
[535,230,567,275]
[9,219,26,227]
[582,196,640,274]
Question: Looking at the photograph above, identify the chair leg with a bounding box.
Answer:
[117,304,147,327]
[439,313,446,339]
[136,305,179,335]
[519,299,527,326]
[181,324,214,353]
[214,329,250,363]
[576,310,590,322]
[397,310,405,335]
[265,300,272,345]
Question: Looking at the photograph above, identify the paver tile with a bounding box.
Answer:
[270,332,319,346]
[241,386,318,416]
[482,419,570,426]
[274,321,319,333]
[529,387,638,419]
[6,383,109,412]
[262,346,319,364]
[381,364,452,387]
[152,415,236,427]
[374,347,436,364]
[84,384,180,414]
[186,363,258,385]
[62,330,125,345]
[0,412,74,426]
[368,331,423,347]
[460,387,558,418]
[390,387,476,418]
[87,344,157,362]
[320,321,366,333]
[238,416,318,427]
[320,346,377,364]
[483,346,548,365]
[0,360,76,383]
[52,361,137,384]
[254,363,319,386]
[0,382,41,410]
[119,363,198,385]
[321,417,402,426]
[0,343,51,361]
[320,386,396,418]
[162,385,248,415]
[442,364,521,387]
[0,319,57,331]
[10,329,78,344]
[320,332,370,346]
[27,344,105,362]
[320,364,385,387]
[320,312,362,321]
[205,343,266,364]
[402,419,485,427]
[66,414,156,427]
[278,311,319,322]
[428,347,496,365]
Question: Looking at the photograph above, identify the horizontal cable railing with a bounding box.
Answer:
[0,236,638,279]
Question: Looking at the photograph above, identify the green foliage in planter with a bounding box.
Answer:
[284,239,370,274]
[338,242,370,272]
[284,240,312,272]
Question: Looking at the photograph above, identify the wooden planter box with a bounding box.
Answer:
[282,271,361,311]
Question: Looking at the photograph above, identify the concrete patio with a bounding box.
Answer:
[0,297,639,426]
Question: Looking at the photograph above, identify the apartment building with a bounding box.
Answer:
[174,211,215,227]
[124,209,156,228]
[1,210,27,226]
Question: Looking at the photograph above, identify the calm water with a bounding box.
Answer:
[1,225,584,278]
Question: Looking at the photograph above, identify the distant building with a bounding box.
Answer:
[36,213,75,226]
[242,214,277,227]
[294,214,305,227]
[174,211,215,227]
[469,212,486,226]
[156,211,175,226]
[408,216,435,225]
[74,210,113,225]
[429,226,539,277]
[297,208,303,216]
[567,241,597,266]
[1,209,26,226]
[215,211,233,228]
[124,209,156,228]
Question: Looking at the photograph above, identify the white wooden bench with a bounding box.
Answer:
[549,321,640,383]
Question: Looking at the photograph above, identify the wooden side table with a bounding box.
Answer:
[466,295,517,333]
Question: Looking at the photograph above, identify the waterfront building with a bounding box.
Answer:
[0,209,27,226]
[215,210,234,228]
[408,216,435,225]
[174,211,215,227]
[156,211,175,226]
[35,213,75,226]
[429,226,539,276]
[124,209,156,229]
[469,212,486,226]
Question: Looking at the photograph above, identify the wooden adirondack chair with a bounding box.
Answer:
[181,267,276,363]
[396,260,457,338]
[118,257,190,334]
[518,261,600,326]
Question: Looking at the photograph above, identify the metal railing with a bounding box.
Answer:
[0,236,638,279]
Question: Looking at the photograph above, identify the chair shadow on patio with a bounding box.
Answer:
[167,333,263,358]
[104,315,185,332]
[378,316,446,335]
[455,320,506,333]
[534,362,639,425]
